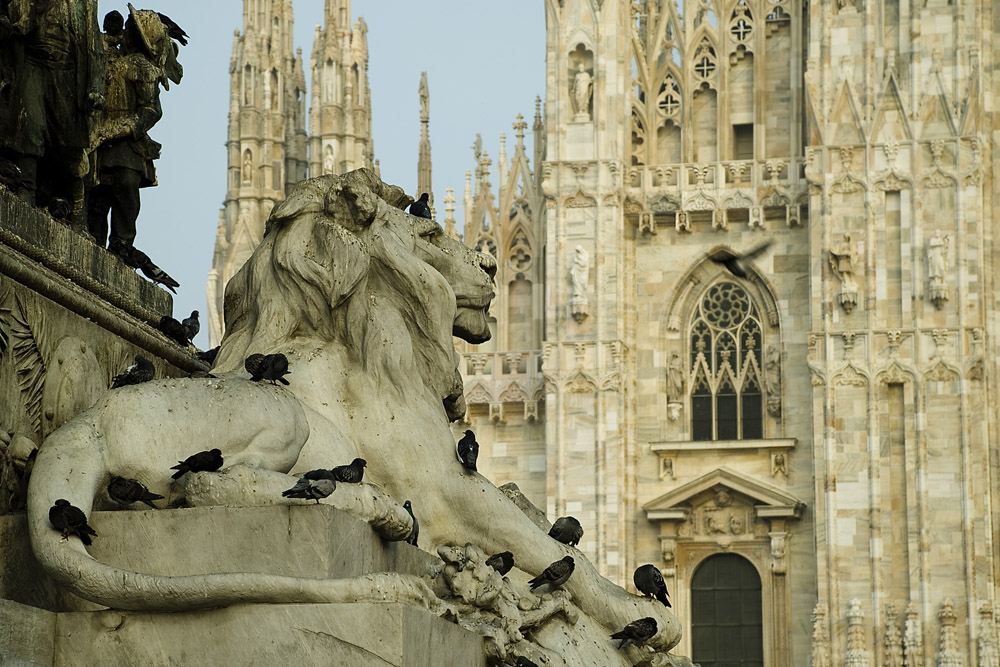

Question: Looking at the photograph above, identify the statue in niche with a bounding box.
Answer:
[666,351,684,420]
[927,230,949,285]
[572,62,592,120]
[322,147,334,176]
[772,452,788,478]
[242,150,252,184]
[569,245,590,323]
[0,0,105,222]
[25,169,678,663]
[829,233,859,313]
[763,344,781,417]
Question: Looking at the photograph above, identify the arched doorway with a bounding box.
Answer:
[691,553,763,666]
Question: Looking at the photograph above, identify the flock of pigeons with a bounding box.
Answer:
[53,192,681,658]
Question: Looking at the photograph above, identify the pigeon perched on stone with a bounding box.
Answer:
[408,192,431,219]
[611,617,658,650]
[486,551,514,576]
[170,448,224,479]
[197,346,220,366]
[281,469,336,504]
[528,555,575,592]
[709,239,773,279]
[633,563,671,607]
[403,500,419,547]
[246,353,290,385]
[156,12,189,45]
[48,499,97,545]
[456,429,479,472]
[331,458,366,483]
[182,310,200,341]
[158,315,191,347]
[548,516,584,547]
[111,354,154,388]
[114,242,180,293]
[107,476,164,508]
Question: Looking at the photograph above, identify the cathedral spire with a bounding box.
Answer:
[417,71,432,205]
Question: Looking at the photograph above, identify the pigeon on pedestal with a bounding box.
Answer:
[548,516,584,547]
[48,499,97,545]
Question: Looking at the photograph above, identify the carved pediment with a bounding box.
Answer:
[648,194,680,214]
[643,467,805,523]
[498,381,529,403]
[685,192,718,211]
[464,381,493,405]
[759,188,790,208]
[724,191,755,210]
[565,190,597,208]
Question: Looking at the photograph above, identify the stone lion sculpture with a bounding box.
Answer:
[27,168,679,655]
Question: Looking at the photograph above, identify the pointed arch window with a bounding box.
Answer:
[689,281,764,441]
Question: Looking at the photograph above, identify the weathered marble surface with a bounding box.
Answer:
[23,170,680,665]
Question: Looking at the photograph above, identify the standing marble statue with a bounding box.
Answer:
[666,351,685,421]
[569,245,589,323]
[829,233,859,312]
[927,230,949,285]
[0,0,104,223]
[87,6,183,250]
[572,63,592,119]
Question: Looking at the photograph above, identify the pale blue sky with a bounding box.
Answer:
[102,1,544,347]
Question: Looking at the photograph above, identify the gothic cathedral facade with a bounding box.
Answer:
[459,0,999,665]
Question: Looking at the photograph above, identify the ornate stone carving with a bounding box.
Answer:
[936,599,962,667]
[830,234,859,313]
[845,599,871,667]
[810,603,831,667]
[666,350,685,407]
[749,206,763,229]
[24,170,681,656]
[489,402,504,424]
[978,603,998,667]
[878,361,912,385]
[571,62,593,121]
[639,211,655,236]
[926,230,950,310]
[568,245,590,323]
[883,604,903,667]
[771,451,788,478]
[903,603,923,667]
[768,531,787,573]
[834,364,868,387]
[712,209,727,231]
[566,190,597,208]
[675,210,690,233]
[565,370,597,393]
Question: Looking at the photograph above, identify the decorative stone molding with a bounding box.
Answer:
[833,363,868,387]
[876,360,914,385]
[810,603,831,667]
[978,603,998,667]
[565,190,597,208]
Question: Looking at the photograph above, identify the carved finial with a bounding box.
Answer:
[442,188,460,241]
[811,603,831,667]
[884,604,903,667]
[533,95,543,131]
[846,599,870,667]
[513,114,527,144]
[904,603,922,666]
[497,133,507,186]
[978,603,998,667]
[937,599,962,667]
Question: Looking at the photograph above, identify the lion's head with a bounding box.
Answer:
[213,169,495,413]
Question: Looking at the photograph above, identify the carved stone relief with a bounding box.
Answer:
[829,233,859,313]
[926,230,949,310]
[568,245,590,323]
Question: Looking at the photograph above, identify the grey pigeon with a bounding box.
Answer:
[245,353,291,385]
[403,500,419,547]
[182,310,200,341]
[170,448,223,479]
[261,353,290,385]
[528,555,575,592]
[456,429,479,472]
[158,315,191,347]
[281,469,336,504]
[156,12,189,45]
[611,617,658,649]
[122,243,180,293]
[408,192,431,219]
[709,239,773,279]
[197,346,220,366]
[111,354,154,388]
[107,476,163,508]
[633,563,671,607]
[485,550,514,576]
[548,516,584,547]
[103,10,124,36]
[331,458,366,483]
[49,499,97,545]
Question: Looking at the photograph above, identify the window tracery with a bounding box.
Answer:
[689,281,766,441]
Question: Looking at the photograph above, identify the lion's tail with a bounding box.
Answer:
[26,419,430,612]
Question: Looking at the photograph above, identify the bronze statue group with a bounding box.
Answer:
[0,1,185,284]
